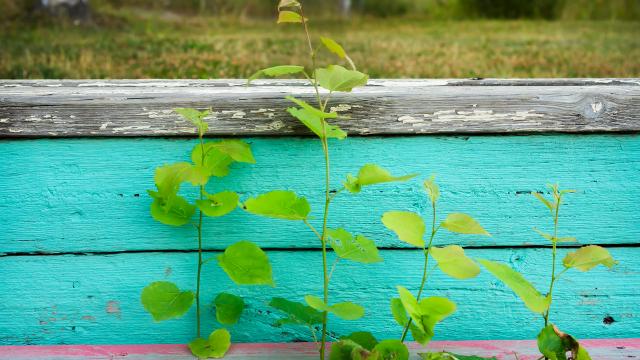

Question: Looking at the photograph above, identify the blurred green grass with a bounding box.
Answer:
[1,7,639,79]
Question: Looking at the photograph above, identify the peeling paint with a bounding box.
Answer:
[106,301,121,319]
[330,104,352,112]
[398,115,424,124]
[425,109,545,122]
[99,122,113,130]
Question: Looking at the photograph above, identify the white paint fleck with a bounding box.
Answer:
[424,109,545,122]
[111,125,153,133]
[591,102,603,113]
[8,128,23,133]
[99,122,113,130]
[0,118,9,123]
[398,115,424,124]
[330,104,352,113]
[69,115,76,118]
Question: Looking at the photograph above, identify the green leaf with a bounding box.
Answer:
[149,191,196,226]
[441,213,490,236]
[423,176,440,204]
[315,65,368,92]
[217,241,274,286]
[304,295,365,320]
[214,292,244,325]
[320,36,346,58]
[269,297,323,326]
[396,286,455,345]
[243,190,311,220]
[155,162,208,196]
[563,245,617,271]
[344,164,417,193]
[430,245,480,279]
[213,139,256,164]
[191,143,234,178]
[381,211,425,247]
[287,107,347,140]
[372,339,410,360]
[188,328,231,359]
[196,191,239,217]
[533,192,555,212]
[341,331,378,351]
[141,281,194,321]
[327,228,382,263]
[329,339,366,360]
[478,259,550,314]
[175,108,209,136]
[537,324,591,360]
[286,96,338,119]
[248,65,305,84]
[390,298,429,344]
[277,10,304,23]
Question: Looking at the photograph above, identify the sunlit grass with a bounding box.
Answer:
[1,10,638,79]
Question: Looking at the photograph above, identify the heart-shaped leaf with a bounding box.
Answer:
[141,281,194,321]
[315,65,368,92]
[430,245,480,279]
[243,190,311,220]
[287,107,347,140]
[191,143,234,178]
[269,297,323,326]
[175,108,209,136]
[148,190,196,226]
[304,295,365,320]
[537,324,592,360]
[277,10,304,23]
[248,65,305,84]
[327,228,382,263]
[441,213,490,236]
[196,191,239,217]
[563,245,617,271]
[188,328,231,359]
[423,176,440,204]
[214,292,244,325]
[217,241,274,286]
[382,211,425,247]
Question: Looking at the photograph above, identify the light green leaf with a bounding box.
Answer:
[304,295,365,320]
[329,339,365,360]
[214,292,244,325]
[563,245,617,271]
[315,65,368,92]
[537,324,591,360]
[248,65,305,84]
[320,36,346,58]
[533,228,577,243]
[269,297,323,326]
[478,259,550,314]
[533,192,555,212]
[188,328,231,359]
[390,298,429,344]
[212,139,255,164]
[191,143,233,178]
[155,162,208,196]
[149,190,196,226]
[430,245,480,279]
[372,339,410,360]
[344,164,417,193]
[441,213,490,236]
[141,281,194,321]
[423,176,440,204]
[286,96,338,119]
[341,331,378,351]
[277,10,304,23]
[196,190,239,217]
[278,0,300,9]
[287,107,347,140]
[327,228,382,263]
[217,241,274,286]
[243,190,311,220]
[175,108,209,136]
[381,211,425,248]
[397,286,455,345]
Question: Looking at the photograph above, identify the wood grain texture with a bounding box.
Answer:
[1,79,639,137]
[0,248,636,345]
[2,340,640,360]
[1,136,638,253]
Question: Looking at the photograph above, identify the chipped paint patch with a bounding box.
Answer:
[330,104,352,112]
[591,102,604,113]
[398,115,424,124]
[425,109,545,122]
[99,122,113,130]
[106,301,121,318]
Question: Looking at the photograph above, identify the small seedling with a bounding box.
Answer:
[246,1,416,358]
[382,176,492,359]
[141,108,274,359]
[479,184,618,360]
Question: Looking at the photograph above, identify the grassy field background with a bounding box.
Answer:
[1,6,639,79]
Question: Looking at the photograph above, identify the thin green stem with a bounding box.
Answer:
[304,219,323,241]
[195,132,206,338]
[400,201,437,342]
[543,195,562,327]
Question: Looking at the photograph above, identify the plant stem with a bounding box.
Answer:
[400,201,437,342]
[195,133,206,338]
[543,195,561,327]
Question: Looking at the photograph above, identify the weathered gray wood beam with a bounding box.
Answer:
[1,79,639,137]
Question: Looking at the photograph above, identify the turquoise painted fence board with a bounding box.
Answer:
[1,135,639,253]
[0,248,636,345]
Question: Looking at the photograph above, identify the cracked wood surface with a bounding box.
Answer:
[1,79,639,137]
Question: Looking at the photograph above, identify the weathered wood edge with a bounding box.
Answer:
[1,340,638,359]
[1,79,639,137]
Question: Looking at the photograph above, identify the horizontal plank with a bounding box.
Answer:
[0,248,636,346]
[2,340,640,360]
[1,136,638,253]
[1,79,639,137]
